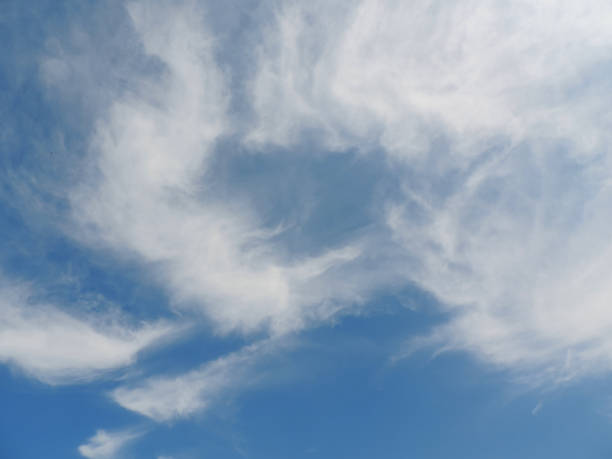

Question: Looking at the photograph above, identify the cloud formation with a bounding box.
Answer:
[111,340,276,422]
[7,0,612,456]
[249,0,612,383]
[78,429,141,459]
[388,146,612,384]
[65,0,393,337]
[0,281,176,384]
[36,0,612,397]
[251,0,612,158]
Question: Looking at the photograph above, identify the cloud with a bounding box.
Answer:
[0,281,177,385]
[12,2,612,456]
[111,340,274,422]
[63,0,392,336]
[250,0,612,158]
[249,0,612,384]
[532,401,543,416]
[388,146,612,384]
[78,429,141,459]
[41,0,612,388]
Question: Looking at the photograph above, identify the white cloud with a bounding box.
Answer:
[0,282,177,385]
[78,429,141,459]
[250,0,612,384]
[111,341,272,422]
[65,0,389,336]
[44,0,612,387]
[250,0,612,159]
[388,146,612,384]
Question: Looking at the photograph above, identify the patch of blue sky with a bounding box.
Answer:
[5,304,608,458]
[206,139,401,257]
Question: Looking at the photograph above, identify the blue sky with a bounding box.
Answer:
[3,1,612,457]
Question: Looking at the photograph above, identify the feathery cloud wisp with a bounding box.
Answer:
[111,340,276,422]
[78,429,141,459]
[0,281,177,385]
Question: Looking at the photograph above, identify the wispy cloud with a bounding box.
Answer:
[111,340,279,422]
[250,0,612,157]
[388,145,612,384]
[7,0,612,456]
[0,280,177,385]
[35,0,612,395]
[248,0,612,384]
[78,429,141,459]
[531,401,543,416]
[60,0,392,337]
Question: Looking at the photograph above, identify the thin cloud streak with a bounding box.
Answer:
[0,280,178,385]
[78,429,142,459]
[111,340,279,422]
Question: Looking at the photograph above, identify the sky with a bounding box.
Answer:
[2,0,612,457]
